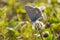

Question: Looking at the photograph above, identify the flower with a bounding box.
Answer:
[42,31,49,38]
[32,20,45,30]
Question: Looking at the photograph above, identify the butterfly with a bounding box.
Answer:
[25,5,42,22]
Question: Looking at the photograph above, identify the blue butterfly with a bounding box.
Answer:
[25,6,42,22]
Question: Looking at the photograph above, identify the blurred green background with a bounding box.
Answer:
[0,0,60,40]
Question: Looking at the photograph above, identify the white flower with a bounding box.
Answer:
[32,20,45,30]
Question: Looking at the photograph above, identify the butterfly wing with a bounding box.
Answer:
[33,8,42,21]
[25,6,42,22]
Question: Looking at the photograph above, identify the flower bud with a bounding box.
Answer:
[42,31,49,38]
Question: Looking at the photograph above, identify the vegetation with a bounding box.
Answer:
[0,0,60,40]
